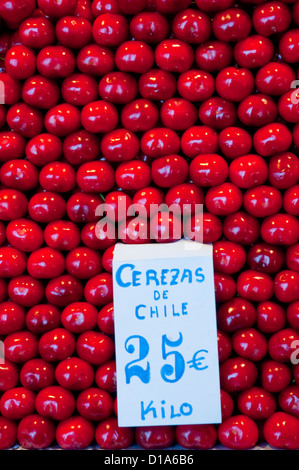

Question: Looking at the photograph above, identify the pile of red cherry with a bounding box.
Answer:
[0,0,299,451]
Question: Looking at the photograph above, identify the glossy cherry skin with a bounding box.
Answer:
[61,73,98,107]
[253,1,291,36]
[45,275,84,307]
[255,62,296,96]
[190,154,228,187]
[155,39,194,73]
[220,357,258,393]
[220,389,234,421]
[0,361,19,392]
[101,128,139,163]
[65,247,101,280]
[99,71,138,105]
[213,240,246,275]
[205,182,243,216]
[229,154,268,189]
[92,13,129,47]
[95,360,116,392]
[261,360,292,393]
[243,185,283,218]
[81,221,117,251]
[234,35,274,69]
[0,417,18,450]
[217,297,256,333]
[8,275,44,308]
[236,269,274,302]
[63,130,100,166]
[44,103,81,137]
[115,160,151,191]
[0,132,26,163]
[55,16,92,49]
[115,40,154,74]
[140,128,180,159]
[27,247,65,280]
[217,329,233,362]
[284,185,299,216]
[20,359,55,391]
[199,97,237,130]
[44,220,80,252]
[37,0,77,17]
[130,12,169,43]
[172,8,211,44]
[92,0,120,16]
[268,328,299,363]
[76,387,114,421]
[0,189,28,221]
[39,162,76,193]
[0,387,36,420]
[5,45,36,80]
[278,88,299,123]
[135,426,176,450]
[0,74,20,106]
[17,414,56,450]
[77,44,114,77]
[25,304,60,335]
[237,386,276,421]
[81,100,118,133]
[165,183,204,215]
[55,357,94,391]
[195,40,233,73]
[56,416,95,450]
[104,190,133,222]
[279,385,299,419]
[76,161,115,194]
[28,192,66,223]
[181,126,218,159]
[66,193,103,224]
[177,69,214,102]
[131,186,164,218]
[268,152,299,189]
[151,155,188,189]
[0,301,26,334]
[101,245,115,274]
[247,243,285,274]
[35,385,76,421]
[6,103,44,139]
[0,159,38,192]
[216,66,254,102]
[138,69,176,102]
[0,247,27,279]
[257,301,286,334]
[95,417,134,449]
[279,29,299,63]
[238,93,277,127]
[217,415,259,450]
[261,214,299,246]
[286,244,299,272]
[263,412,299,449]
[37,46,76,78]
[19,16,56,49]
[97,302,114,335]
[61,302,98,333]
[253,123,292,157]
[76,330,114,365]
[214,272,236,303]
[22,75,60,110]
[223,211,260,246]
[232,328,268,362]
[121,98,159,132]
[213,8,252,42]
[26,133,63,166]
[38,328,76,362]
[0,0,36,25]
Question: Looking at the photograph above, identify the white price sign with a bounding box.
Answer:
[113,239,222,427]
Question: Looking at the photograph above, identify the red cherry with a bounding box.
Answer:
[20,359,55,391]
[61,302,98,333]
[0,301,26,334]
[0,0,36,25]
[255,62,296,96]
[97,302,114,335]
[45,274,84,307]
[261,360,292,393]
[217,329,233,362]
[151,155,189,188]
[216,66,254,102]
[121,98,159,132]
[172,8,211,44]
[268,152,299,189]
[278,385,299,419]
[92,13,129,47]
[268,328,299,362]
[279,28,299,63]
[140,127,180,159]
[76,387,114,421]
[263,412,299,449]
[213,240,246,275]
[155,38,194,73]
[27,247,66,279]
[66,193,103,223]
[181,126,218,159]
[130,12,169,44]
[232,328,268,362]
[247,243,285,274]
[0,417,18,450]
[95,417,134,449]
[56,416,95,449]
[8,275,44,307]
[26,133,63,166]
[44,220,81,251]
[115,40,154,74]
[0,361,19,391]
[237,386,277,421]
[99,71,138,104]
[56,16,92,49]
[55,356,95,390]
[214,272,236,303]
[25,304,61,335]
[37,45,76,78]
[261,214,299,246]
[253,123,292,157]
[217,297,256,333]
[205,182,243,216]
[213,8,252,42]
[81,100,118,133]
[101,128,139,163]
[17,414,56,450]
[77,44,114,77]
[195,40,233,73]
[136,426,176,449]
[22,75,60,110]
[217,415,259,450]
[37,0,77,17]
[76,161,115,193]
[5,45,36,80]
[115,160,151,191]
[76,330,114,365]
[95,360,116,392]
[257,301,286,334]
[199,97,237,130]
[236,269,274,302]
[61,73,98,107]
[6,103,43,139]
[234,34,274,68]
[0,387,36,420]
[35,385,76,420]
[189,153,229,187]
[223,211,260,246]
[18,16,56,49]
[28,192,66,223]
[38,328,76,362]
[0,132,26,162]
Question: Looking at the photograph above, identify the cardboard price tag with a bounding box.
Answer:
[113,239,222,427]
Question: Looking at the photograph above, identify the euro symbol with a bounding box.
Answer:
[187,349,208,371]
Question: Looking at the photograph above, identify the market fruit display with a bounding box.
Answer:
[0,0,299,451]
